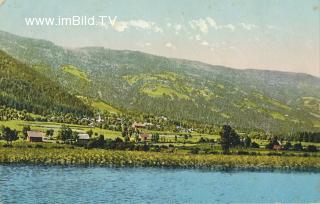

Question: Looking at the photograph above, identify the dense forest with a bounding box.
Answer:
[0,50,92,116]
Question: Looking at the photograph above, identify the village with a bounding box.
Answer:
[2,113,317,155]
[24,119,189,145]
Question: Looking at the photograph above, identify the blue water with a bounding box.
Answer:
[0,165,319,204]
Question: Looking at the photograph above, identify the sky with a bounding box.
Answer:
[0,0,319,76]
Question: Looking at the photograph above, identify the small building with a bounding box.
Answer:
[132,122,146,129]
[27,131,44,142]
[96,114,104,123]
[273,145,282,150]
[77,133,90,145]
[144,122,153,127]
[139,133,150,141]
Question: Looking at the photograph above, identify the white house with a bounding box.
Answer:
[77,133,90,145]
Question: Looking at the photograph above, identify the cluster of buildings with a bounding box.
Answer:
[26,131,91,144]
[25,122,152,144]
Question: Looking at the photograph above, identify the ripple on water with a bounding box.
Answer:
[0,165,319,204]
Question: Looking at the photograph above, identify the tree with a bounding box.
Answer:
[58,125,73,142]
[244,136,252,148]
[88,135,105,148]
[86,129,93,138]
[97,135,105,147]
[135,134,140,143]
[220,125,240,154]
[128,127,133,137]
[220,125,232,154]
[293,143,303,151]
[1,126,18,145]
[46,129,54,139]
[283,141,292,150]
[306,145,317,152]
[151,133,160,142]
[115,137,123,143]
[198,137,208,143]
[266,136,279,149]
[122,125,128,137]
[230,131,240,147]
[183,134,188,144]
[72,131,79,143]
[124,135,130,143]
[251,141,260,148]
[22,125,31,140]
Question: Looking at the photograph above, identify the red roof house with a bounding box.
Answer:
[273,145,282,150]
[139,133,150,141]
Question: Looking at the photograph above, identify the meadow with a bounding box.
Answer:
[1,146,319,170]
[1,119,319,171]
[0,120,121,139]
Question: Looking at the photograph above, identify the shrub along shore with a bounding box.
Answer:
[1,147,319,171]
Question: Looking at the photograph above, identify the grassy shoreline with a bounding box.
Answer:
[1,148,320,171]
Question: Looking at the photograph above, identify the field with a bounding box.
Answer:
[1,118,320,170]
[141,84,189,99]
[91,100,121,113]
[1,120,320,149]
[0,120,120,139]
[0,120,220,142]
[0,146,319,170]
[61,65,90,82]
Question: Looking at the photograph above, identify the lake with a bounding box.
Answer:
[0,165,319,203]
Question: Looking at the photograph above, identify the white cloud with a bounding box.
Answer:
[129,20,152,29]
[113,21,129,32]
[240,23,257,30]
[112,19,163,33]
[195,34,201,41]
[222,24,235,31]
[165,42,176,50]
[206,17,218,29]
[189,18,209,34]
[201,41,209,46]
[153,26,163,33]
[174,24,182,34]
[189,17,236,33]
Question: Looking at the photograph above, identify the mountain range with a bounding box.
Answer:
[0,30,319,133]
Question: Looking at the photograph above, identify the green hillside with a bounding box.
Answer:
[76,95,121,114]
[61,65,90,82]
[0,50,92,116]
[0,30,319,133]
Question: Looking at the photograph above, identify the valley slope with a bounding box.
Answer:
[0,50,92,116]
[0,30,319,133]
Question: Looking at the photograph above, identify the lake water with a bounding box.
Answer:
[0,165,319,204]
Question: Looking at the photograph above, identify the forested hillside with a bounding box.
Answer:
[0,30,319,133]
[0,50,92,116]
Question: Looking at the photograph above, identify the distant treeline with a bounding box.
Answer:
[293,132,320,143]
